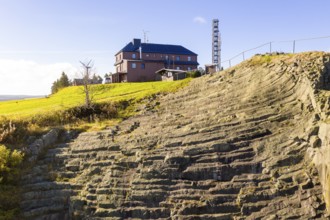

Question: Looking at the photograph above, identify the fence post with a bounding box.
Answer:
[293,40,296,53]
[242,52,245,61]
[229,60,231,68]
[269,42,272,53]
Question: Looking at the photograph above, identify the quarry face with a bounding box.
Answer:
[21,52,330,219]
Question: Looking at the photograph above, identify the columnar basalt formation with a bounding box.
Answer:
[21,52,330,219]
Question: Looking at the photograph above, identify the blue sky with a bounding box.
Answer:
[1,0,330,95]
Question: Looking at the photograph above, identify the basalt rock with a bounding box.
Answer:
[21,52,330,219]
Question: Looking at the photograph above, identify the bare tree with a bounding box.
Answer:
[79,60,93,108]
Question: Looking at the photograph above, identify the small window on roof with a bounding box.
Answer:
[132,53,136,59]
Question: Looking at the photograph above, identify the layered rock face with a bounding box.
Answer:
[21,52,330,219]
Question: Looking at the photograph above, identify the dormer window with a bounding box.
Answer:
[132,54,136,59]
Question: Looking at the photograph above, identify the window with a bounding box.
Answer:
[146,54,149,57]
[141,63,145,69]
[132,53,136,59]
[188,67,191,71]
[132,63,136,68]
[188,56,191,61]
[165,55,169,60]
[176,56,180,61]
[176,67,180,70]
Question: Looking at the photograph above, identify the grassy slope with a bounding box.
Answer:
[0,79,191,120]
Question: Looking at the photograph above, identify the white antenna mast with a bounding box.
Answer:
[143,30,149,43]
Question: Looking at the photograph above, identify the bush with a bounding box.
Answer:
[0,118,31,145]
[0,145,24,219]
[0,145,24,184]
[187,70,202,78]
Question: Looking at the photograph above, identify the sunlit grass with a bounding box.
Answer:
[0,79,191,121]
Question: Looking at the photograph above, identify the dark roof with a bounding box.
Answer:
[156,68,187,74]
[164,60,199,66]
[117,39,197,56]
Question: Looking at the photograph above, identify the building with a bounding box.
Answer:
[156,68,187,81]
[205,64,217,74]
[72,77,103,86]
[112,38,198,82]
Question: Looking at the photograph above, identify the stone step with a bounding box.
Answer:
[22,189,71,201]
[178,203,240,215]
[22,204,69,219]
[23,181,71,192]
[177,213,237,220]
[21,195,70,211]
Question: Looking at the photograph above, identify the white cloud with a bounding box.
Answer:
[0,59,78,95]
[193,16,207,24]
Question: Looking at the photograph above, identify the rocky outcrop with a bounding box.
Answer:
[25,128,60,162]
[21,52,330,219]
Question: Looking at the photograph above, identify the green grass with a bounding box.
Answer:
[0,79,191,121]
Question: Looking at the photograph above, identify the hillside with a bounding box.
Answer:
[20,52,330,219]
[0,80,190,120]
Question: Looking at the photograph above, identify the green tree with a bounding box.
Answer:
[51,72,71,94]
[59,72,70,87]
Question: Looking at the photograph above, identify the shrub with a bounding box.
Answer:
[0,145,24,184]
[0,121,16,143]
[0,119,31,145]
[187,70,202,78]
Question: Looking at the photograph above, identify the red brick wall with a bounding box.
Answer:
[115,51,198,82]
[126,61,164,82]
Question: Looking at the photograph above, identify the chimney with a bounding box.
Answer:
[132,38,141,47]
[139,46,142,60]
